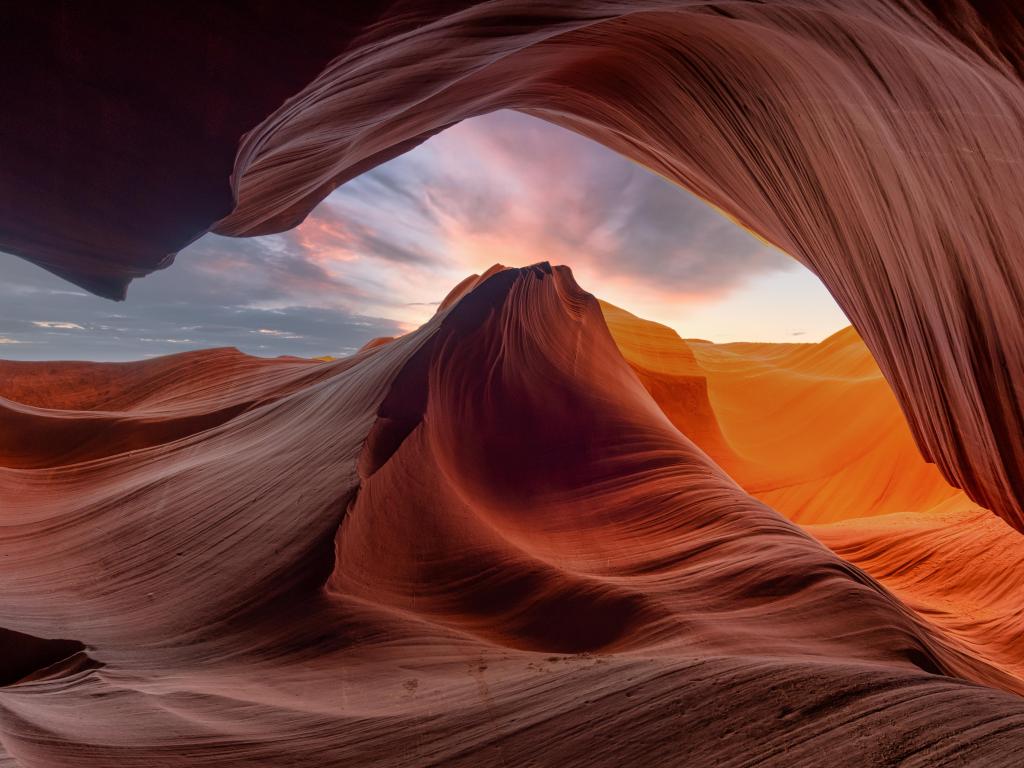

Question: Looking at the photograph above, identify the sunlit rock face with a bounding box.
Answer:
[3,265,1024,766]
[602,303,964,522]
[601,303,1024,685]
[4,1,1024,533]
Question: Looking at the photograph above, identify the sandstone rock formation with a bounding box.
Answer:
[4,2,1024,531]
[2,265,1024,765]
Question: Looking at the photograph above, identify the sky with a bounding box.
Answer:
[0,111,850,361]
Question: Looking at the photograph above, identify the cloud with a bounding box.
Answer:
[440,112,796,297]
[285,109,797,326]
[0,110,834,360]
[32,321,85,330]
[0,249,404,362]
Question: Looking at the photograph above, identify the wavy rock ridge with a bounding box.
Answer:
[1,265,1023,766]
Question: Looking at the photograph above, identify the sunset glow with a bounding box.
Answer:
[0,111,848,360]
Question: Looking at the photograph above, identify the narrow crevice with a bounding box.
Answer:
[0,627,90,687]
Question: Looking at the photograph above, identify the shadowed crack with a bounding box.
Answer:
[0,627,90,686]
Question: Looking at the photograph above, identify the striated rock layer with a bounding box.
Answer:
[601,307,964,524]
[4,2,1024,532]
[691,327,963,525]
[1,265,1024,766]
[599,304,1024,689]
